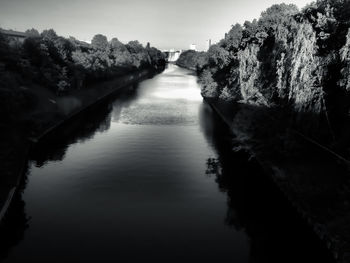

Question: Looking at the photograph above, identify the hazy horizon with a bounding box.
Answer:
[0,0,311,51]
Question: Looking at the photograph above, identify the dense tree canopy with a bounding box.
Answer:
[219,23,243,52]
[176,50,207,71]
[91,34,108,50]
[41,29,58,41]
[177,0,349,144]
[258,4,299,33]
[0,28,165,96]
[110,37,126,51]
[25,28,40,37]
[0,28,166,124]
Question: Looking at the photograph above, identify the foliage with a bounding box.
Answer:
[0,28,166,123]
[219,23,243,52]
[199,69,218,98]
[176,50,208,71]
[219,86,235,101]
[110,38,126,51]
[25,28,40,37]
[126,40,144,54]
[91,34,108,50]
[207,44,230,69]
[243,19,258,40]
[41,29,58,41]
[258,4,299,33]
[196,0,350,143]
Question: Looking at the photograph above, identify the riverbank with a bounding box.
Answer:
[206,99,350,263]
[0,66,164,223]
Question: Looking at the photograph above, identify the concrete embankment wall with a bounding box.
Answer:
[0,66,162,223]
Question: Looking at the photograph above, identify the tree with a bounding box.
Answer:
[41,29,58,41]
[25,28,40,37]
[220,23,243,52]
[243,19,258,39]
[258,4,299,33]
[126,40,143,53]
[315,0,350,24]
[52,37,75,61]
[72,49,92,69]
[109,37,126,51]
[219,86,235,101]
[207,44,230,69]
[176,50,208,71]
[91,34,108,49]
[199,69,219,98]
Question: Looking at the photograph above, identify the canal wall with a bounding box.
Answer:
[206,99,350,263]
[0,66,163,224]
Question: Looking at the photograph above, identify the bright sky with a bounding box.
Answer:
[0,0,312,51]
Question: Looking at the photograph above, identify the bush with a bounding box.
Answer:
[199,69,218,98]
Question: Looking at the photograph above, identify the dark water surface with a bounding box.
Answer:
[1,65,334,262]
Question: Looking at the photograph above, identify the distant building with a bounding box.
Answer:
[189,44,197,51]
[208,39,212,50]
[162,49,182,62]
[0,29,28,44]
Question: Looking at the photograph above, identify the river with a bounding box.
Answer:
[0,64,334,262]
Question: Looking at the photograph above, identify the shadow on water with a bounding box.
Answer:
[199,101,335,263]
[0,82,336,262]
[0,84,142,262]
[30,84,140,167]
[0,166,29,262]
[27,67,163,167]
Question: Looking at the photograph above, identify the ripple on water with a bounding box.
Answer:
[116,100,199,125]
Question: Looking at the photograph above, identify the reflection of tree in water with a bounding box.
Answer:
[199,102,335,263]
[0,85,141,260]
[112,84,140,122]
[30,85,139,167]
[0,84,143,261]
[0,165,29,262]
[30,105,112,167]
[205,158,221,177]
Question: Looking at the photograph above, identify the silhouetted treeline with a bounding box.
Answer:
[0,29,165,122]
[180,0,350,153]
